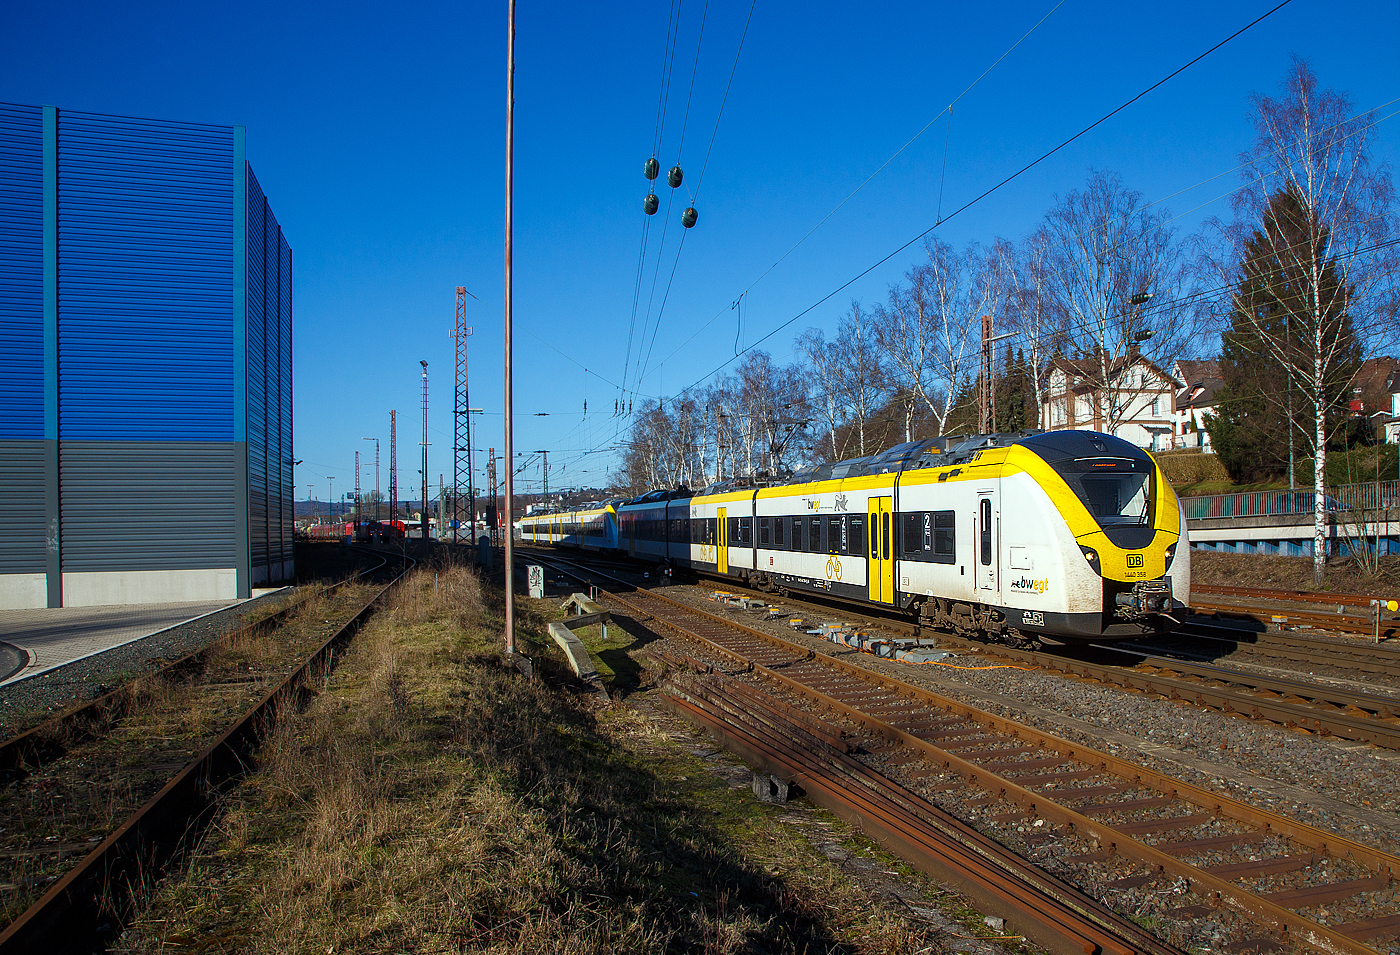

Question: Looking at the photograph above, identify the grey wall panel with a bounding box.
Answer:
[0,439,46,573]
[60,441,238,572]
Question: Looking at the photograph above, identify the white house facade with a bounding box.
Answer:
[1040,352,1177,451]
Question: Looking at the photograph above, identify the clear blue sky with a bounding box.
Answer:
[3,1,1397,503]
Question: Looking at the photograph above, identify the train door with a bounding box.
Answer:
[717,507,729,574]
[978,491,998,595]
[868,496,894,604]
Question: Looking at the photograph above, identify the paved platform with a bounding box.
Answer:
[0,589,286,686]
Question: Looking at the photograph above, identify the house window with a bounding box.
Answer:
[1150,397,1160,416]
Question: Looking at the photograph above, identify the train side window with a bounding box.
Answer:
[980,498,992,565]
[759,517,770,545]
[727,517,738,544]
[849,516,864,556]
[900,513,923,556]
[774,516,785,549]
[811,517,823,553]
[739,517,752,545]
[792,517,804,551]
[933,511,955,561]
[827,516,842,555]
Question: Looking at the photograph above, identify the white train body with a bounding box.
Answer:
[524,431,1189,643]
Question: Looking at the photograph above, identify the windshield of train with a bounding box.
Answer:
[1050,456,1153,529]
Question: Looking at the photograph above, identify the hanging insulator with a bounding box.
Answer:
[681,206,698,229]
[668,164,683,188]
[643,193,659,215]
[644,157,659,181]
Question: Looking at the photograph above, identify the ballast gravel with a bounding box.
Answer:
[650,583,1400,858]
[0,591,293,739]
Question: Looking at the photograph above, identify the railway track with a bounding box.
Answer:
[525,552,1400,955]
[1191,585,1400,641]
[1169,622,1400,681]
[587,580,1400,955]
[525,548,1400,750]
[0,548,413,953]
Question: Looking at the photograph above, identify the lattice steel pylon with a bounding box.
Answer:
[979,313,993,434]
[487,447,500,548]
[453,287,474,545]
[389,410,398,523]
[354,450,362,529]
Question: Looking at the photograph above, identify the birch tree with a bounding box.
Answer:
[832,302,888,457]
[1005,228,1067,422]
[1041,169,1192,435]
[1208,58,1398,584]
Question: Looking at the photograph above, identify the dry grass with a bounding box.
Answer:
[1192,550,1400,596]
[1155,449,1232,488]
[115,561,962,954]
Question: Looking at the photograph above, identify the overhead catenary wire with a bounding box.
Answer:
[650,0,1069,375]
[625,0,688,409]
[668,0,1298,400]
[634,0,715,393]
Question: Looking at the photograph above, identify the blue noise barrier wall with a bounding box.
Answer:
[0,102,292,609]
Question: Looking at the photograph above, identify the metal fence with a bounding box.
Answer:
[1181,480,1400,521]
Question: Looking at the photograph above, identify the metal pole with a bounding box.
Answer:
[420,361,430,540]
[389,411,398,523]
[504,0,517,656]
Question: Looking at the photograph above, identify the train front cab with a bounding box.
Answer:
[995,431,1187,640]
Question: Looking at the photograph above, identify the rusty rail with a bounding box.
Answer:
[663,670,1185,955]
[593,583,1400,955]
[0,554,413,954]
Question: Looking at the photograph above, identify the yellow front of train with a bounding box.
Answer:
[1008,430,1190,632]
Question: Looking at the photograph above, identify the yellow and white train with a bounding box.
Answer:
[518,430,1189,645]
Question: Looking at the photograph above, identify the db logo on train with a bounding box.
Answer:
[1126,554,1144,568]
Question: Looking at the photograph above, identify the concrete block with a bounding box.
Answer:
[752,773,790,803]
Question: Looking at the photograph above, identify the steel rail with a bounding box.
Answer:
[1091,643,1400,719]
[595,584,1400,955]
[0,553,415,954]
[1188,598,1396,638]
[663,673,1187,955]
[0,550,391,777]
[1194,584,1397,611]
[933,639,1400,750]
[1172,623,1400,679]
[571,556,1400,750]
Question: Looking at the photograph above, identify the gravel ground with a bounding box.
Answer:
[626,584,1400,954]
[0,543,379,739]
[0,590,295,738]
[649,583,1400,858]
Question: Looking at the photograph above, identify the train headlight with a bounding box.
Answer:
[1164,542,1177,571]
[1080,545,1099,567]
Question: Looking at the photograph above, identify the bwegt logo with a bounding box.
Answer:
[1010,576,1049,594]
